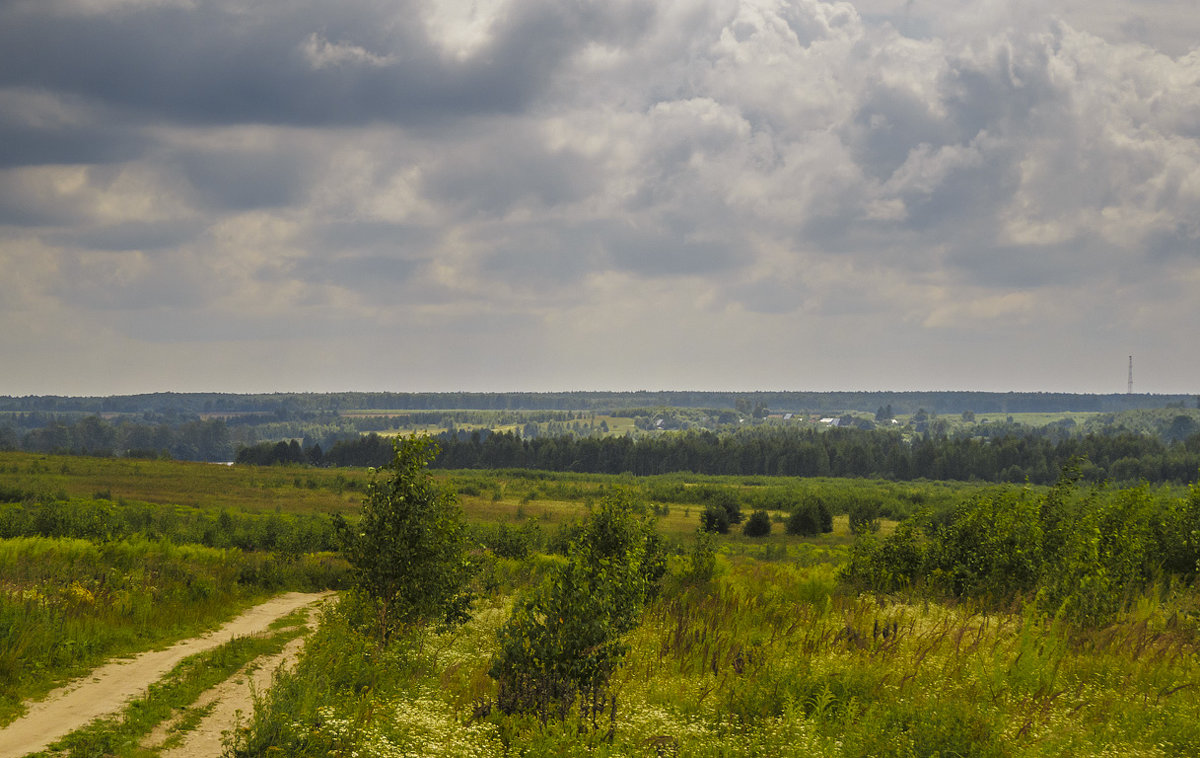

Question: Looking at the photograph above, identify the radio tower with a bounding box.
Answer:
[1127,355,1134,395]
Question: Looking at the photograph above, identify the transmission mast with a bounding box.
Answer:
[1127,355,1134,395]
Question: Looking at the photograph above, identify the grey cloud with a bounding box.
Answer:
[0,0,656,128]
[278,253,427,307]
[5,0,1200,395]
[945,239,1121,289]
[478,214,739,289]
[423,133,601,217]
[1145,224,1200,262]
[602,222,736,277]
[45,219,205,251]
[308,221,436,255]
[899,145,1020,232]
[725,276,810,315]
[0,171,88,227]
[845,82,954,180]
[174,148,311,211]
[480,226,604,288]
[49,250,217,311]
[0,114,146,168]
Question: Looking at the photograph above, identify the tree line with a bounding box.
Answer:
[4,390,1197,416]
[307,427,1200,485]
[0,415,235,461]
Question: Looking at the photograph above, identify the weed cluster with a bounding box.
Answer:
[842,470,1200,624]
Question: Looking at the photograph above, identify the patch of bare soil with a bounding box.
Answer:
[0,591,332,758]
[144,628,312,757]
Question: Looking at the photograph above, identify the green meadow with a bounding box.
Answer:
[2,450,1199,756]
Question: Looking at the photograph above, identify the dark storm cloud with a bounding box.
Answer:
[0,0,655,128]
[601,220,737,277]
[45,219,205,251]
[479,215,738,290]
[0,111,146,168]
[308,220,436,255]
[945,239,1119,289]
[174,148,310,211]
[3,0,1200,395]
[422,133,600,216]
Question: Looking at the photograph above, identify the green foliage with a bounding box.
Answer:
[47,626,304,757]
[699,504,731,534]
[742,509,772,537]
[848,500,880,535]
[842,467,1200,625]
[234,522,1200,758]
[700,488,743,524]
[0,494,339,552]
[339,436,472,645]
[682,529,718,584]
[0,535,341,724]
[785,497,833,536]
[496,519,543,559]
[488,490,665,725]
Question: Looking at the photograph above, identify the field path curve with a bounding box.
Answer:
[0,591,332,758]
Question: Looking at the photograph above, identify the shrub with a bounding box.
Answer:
[700,505,731,534]
[742,510,772,537]
[785,498,833,537]
[489,490,664,726]
[338,435,472,645]
[682,529,717,584]
[704,489,743,525]
[848,500,880,535]
[786,504,819,536]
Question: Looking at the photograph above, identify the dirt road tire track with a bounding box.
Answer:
[145,627,313,757]
[0,591,332,758]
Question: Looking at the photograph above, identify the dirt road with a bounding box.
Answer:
[0,591,332,758]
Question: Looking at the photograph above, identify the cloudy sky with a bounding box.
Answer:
[1,0,1198,396]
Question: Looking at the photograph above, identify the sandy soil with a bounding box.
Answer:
[0,591,332,758]
[145,627,313,757]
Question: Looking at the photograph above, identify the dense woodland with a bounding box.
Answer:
[3,389,1196,416]
[6,394,1200,484]
[288,426,1200,484]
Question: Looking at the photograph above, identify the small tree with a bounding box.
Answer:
[742,509,772,537]
[785,504,819,536]
[848,500,881,535]
[490,490,665,726]
[786,497,833,536]
[339,435,472,645]
[706,489,743,525]
[683,528,717,584]
[700,505,731,534]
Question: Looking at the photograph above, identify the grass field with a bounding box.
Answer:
[5,449,1199,756]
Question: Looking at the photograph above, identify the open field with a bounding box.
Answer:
[1,451,995,538]
[4,449,1200,756]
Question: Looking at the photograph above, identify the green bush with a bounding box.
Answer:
[700,505,731,534]
[489,490,665,725]
[848,501,881,535]
[839,468,1200,625]
[785,497,833,537]
[742,510,771,537]
[338,435,473,645]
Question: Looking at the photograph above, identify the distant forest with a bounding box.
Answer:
[4,391,1199,485]
[2,390,1197,416]
[300,427,1200,486]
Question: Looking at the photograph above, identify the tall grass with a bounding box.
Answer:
[232,547,1200,757]
[0,536,346,725]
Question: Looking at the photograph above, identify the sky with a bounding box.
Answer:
[1,0,1198,397]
